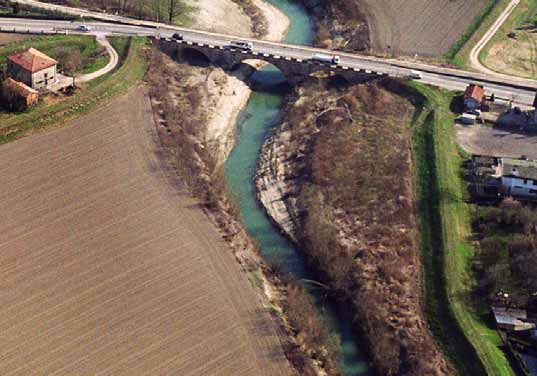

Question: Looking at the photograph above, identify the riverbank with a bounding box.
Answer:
[255,79,455,375]
[204,0,289,166]
[146,1,343,374]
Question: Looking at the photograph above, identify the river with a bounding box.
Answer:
[224,1,370,375]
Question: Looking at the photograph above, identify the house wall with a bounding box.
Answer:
[7,60,33,87]
[7,61,57,89]
[31,65,57,89]
[1,82,38,112]
[502,176,537,197]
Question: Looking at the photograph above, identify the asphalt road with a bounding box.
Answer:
[1,16,537,105]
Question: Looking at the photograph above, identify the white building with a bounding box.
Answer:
[7,48,58,90]
[496,158,537,198]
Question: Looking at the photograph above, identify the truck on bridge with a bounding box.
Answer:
[311,53,340,65]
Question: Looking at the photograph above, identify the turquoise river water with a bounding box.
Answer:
[225,1,370,374]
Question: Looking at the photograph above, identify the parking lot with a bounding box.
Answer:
[455,122,537,159]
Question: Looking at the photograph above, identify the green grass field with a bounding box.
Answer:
[0,37,148,143]
[412,83,516,375]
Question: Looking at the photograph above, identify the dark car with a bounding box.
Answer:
[172,33,184,41]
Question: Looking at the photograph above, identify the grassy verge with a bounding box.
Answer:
[412,82,516,375]
[0,37,148,144]
[447,0,511,67]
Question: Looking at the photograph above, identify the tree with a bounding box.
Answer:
[167,0,187,24]
[55,47,82,76]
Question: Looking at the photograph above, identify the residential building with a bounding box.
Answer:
[2,77,39,111]
[469,156,537,200]
[497,158,537,198]
[493,307,536,331]
[7,48,57,89]
[464,84,485,111]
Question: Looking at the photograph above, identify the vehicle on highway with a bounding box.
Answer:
[77,24,91,32]
[228,41,253,50]
[311,53,341,65]
[409,70,422,79]
[172,33,184,41]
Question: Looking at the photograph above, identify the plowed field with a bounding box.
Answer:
[0,87,292,376]
[361,0,487,56]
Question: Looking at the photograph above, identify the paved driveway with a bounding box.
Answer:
[455,122,537,159]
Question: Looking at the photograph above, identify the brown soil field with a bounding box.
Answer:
[360,0,487,56]
[0,87,292,375]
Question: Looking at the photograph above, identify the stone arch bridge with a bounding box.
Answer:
[158,38,387,85]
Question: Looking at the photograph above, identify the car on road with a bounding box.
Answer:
[77,25,91,32]
[228,41,253,50]
[409,70,422,79]
[311,53,341,65]
[172,33,184,41]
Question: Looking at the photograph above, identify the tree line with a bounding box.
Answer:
[37,0,190,23]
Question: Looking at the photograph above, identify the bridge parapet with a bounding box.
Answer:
[157,38,386,85]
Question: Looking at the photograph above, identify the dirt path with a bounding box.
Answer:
[78,35,118,82]
[470,0,520,74]
[0,86,293,376]
[49,35,119,91]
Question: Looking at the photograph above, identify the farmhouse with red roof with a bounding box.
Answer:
[464,83,485,111]
[7,48,57,89]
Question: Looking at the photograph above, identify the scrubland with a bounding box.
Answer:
[264,79,453,375]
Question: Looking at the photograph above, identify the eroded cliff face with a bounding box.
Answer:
[256,122,303,242]
[255,80,454,376]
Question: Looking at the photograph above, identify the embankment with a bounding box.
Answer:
[255,79,455,375]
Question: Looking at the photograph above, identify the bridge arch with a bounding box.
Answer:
[158,39,383,85]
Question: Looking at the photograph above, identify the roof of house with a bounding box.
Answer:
[495,314,520,326]
[2,77,38,98]
[464,84,485,102]
[501,158,537,180]
[7,48,57,73]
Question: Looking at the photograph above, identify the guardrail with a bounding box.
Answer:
[0,26,67,35]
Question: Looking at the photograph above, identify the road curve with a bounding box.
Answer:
[77,36,118,82]
[469,0,520,75]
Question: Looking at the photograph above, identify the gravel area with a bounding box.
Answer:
[455,122,537,159]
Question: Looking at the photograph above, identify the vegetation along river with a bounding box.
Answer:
[225,1,370,374]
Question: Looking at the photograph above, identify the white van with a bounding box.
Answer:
[228,41,253,50]
[77,25,91,32]
[409,70,422,79]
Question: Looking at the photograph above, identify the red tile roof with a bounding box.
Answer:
[464,84,485,102]
[3,78,38,98]
[8,48,57,73]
